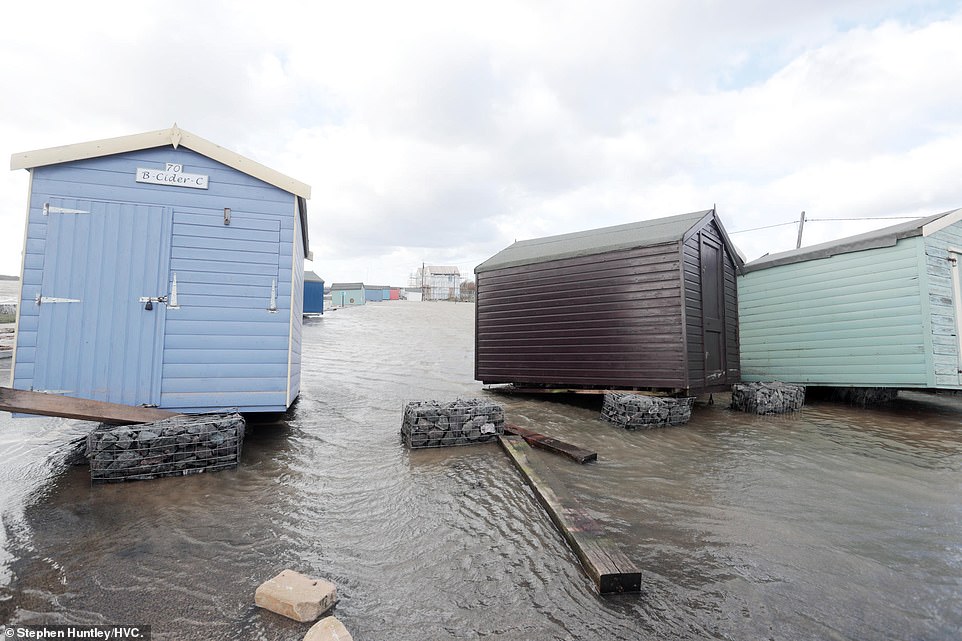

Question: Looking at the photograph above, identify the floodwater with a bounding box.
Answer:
[1,302,960,640]
[0,279,19,303]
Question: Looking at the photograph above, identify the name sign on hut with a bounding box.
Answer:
[136,162,209,189]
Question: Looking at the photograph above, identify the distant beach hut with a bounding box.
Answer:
[364,285,384,303]
[9,125,311,413]
[304,271,325,315]
[331,283,366,306]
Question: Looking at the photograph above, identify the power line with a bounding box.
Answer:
[730,214,924,234]
[729,221,798,234]
[807,216,921,222]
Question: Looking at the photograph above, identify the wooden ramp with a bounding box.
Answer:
[0,387,180,424]
[504,422,597,464]
[499,436,641,594]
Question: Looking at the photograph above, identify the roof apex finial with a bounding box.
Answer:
[170,123,182,149]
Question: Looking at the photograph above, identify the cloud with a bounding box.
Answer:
[1,1,960,286]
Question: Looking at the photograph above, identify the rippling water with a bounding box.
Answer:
[0,280,19,303]
[1,302,960,640]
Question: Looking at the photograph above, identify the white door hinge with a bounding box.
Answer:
[43,203,90,216]
[35,293,81,305]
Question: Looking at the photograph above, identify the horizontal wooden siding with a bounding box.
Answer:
[922,222,962,389]
[17,147,301,412]
[162,208,293,411]
[476,243,686,388]
[738,240,927,386]
[288,210,304,405]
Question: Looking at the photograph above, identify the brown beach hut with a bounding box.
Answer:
[474,209,744,393]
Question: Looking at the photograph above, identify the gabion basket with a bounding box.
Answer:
[601,393,694,429]
[86,413,245,483]
[731,382,805,414]
[401,399,505,448]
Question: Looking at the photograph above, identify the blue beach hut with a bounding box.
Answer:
[364,286,385,303]
[739,208,962,390]
[304,271,325,315]
[9,125,311,413]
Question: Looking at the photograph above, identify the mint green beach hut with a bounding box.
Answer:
[738,208,962,389]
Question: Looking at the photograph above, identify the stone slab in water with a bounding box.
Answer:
[255,569,338,623]
[401,399,505,448]
[304,616,353,641]
[601,394,694,429]
[86,413,245,482]
[731,382,805,414]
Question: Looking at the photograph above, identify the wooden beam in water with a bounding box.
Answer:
[504,422,597,464]
[488,385,679,397]
[0,387,180,425]
[488,385,613,395]
[499,435,641,594]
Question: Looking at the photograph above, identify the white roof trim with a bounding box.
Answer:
[922,207,962,237]
[10,124,311,199]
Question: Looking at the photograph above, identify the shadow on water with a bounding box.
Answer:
[1,303,961,640]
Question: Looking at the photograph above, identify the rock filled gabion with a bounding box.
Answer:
[401,399,505,448]
[601,393,694,429]
[86,413,245,482]
[730,382,805,414]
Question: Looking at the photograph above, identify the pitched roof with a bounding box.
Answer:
[304,271,325,282]
[475,209,741,273]
[426,266,460,275]
[330,282,364,290]
[10,124,312,255]
[743,207,962,273]
[11,124,311,198]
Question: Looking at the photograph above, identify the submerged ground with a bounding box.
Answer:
[1,301,960,640]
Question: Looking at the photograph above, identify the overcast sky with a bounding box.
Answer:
[2,1,961,286]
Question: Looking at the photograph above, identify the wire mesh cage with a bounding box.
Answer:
[86,413,245,482]
[731,382,806,414]
[401,399,505,448]
[601,393,694,429]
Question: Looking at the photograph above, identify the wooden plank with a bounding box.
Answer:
[499,436,641,594]
[489,385,678,396]
[0,387,179,424]
[504,422,597,464]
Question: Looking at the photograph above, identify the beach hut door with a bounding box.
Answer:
[32,199,170,406]
[701,236,727,383]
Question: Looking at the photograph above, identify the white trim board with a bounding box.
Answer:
[10,124,311,200]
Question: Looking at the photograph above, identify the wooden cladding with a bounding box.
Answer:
[477,243,687,389]
[476,216,741,392]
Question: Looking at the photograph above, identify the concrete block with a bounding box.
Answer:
[304,616,353,641]
[255,569,338,623]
